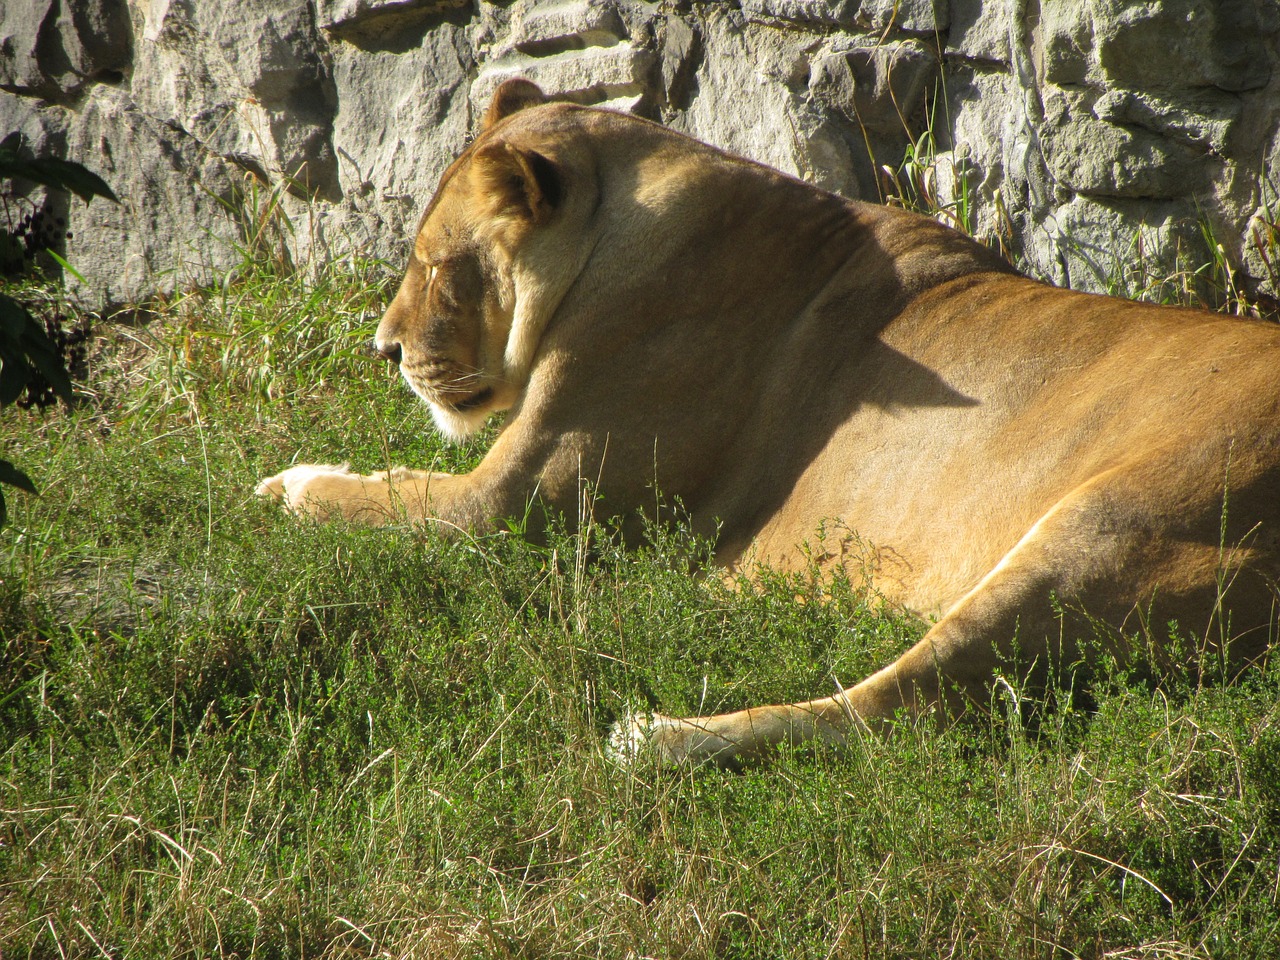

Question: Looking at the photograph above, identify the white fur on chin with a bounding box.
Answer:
[402,373,492,442]
[428,398,491,441]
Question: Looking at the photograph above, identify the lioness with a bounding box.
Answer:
[259,80,1280,766]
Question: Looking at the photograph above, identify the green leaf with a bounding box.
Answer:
[0,292,28,341]
[0,230,23,268]
[0,457,37,494]
[22,340,74,403]
[35,157,119,204]
[0,152,119,205]
[46,249,86,284]
[0,358,30,406]
[0,292,74,406]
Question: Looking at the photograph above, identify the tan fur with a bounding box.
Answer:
[259,81,1280,767]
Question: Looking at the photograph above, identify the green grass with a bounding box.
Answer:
[3,260,1280,959]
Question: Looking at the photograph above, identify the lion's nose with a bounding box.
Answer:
[375,339,402,365]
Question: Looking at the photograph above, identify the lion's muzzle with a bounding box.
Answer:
[374,338,401,365]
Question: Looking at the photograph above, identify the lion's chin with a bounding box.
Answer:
[402,375,494,442]
[427,397,493,442]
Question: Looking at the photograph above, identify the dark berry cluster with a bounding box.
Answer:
[3,204,71,275]
[18,310,90,410]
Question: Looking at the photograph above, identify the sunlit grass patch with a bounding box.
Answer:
[3,254,1280,958]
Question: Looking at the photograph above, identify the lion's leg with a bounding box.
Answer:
[614,495,1093,766]
[616,458,1274,767]
[255,464,458,524]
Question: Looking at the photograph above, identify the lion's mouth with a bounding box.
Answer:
[449,387,493,412]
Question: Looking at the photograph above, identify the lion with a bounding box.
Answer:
[258,79,1280,767]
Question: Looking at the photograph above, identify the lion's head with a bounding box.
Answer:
[375,80,604,440]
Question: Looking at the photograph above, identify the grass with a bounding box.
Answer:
[3,241,1280,958]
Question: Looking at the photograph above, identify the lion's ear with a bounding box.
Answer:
[482,79,548,130]
[470,140,563,226]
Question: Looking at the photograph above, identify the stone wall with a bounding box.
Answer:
[3,0,1278,311]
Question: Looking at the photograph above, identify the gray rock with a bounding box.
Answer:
[740,0,862,28]
[1036,1,1093,86]
[472,0,655,114]
[659,15,698,112]
[1094,0,1271,93]
[0,92,68,267]
[1092,88,1241,155]
[863,0,948,34]
[493,0,627,54]
[323,18,473,261]
[947,0,1010,63]
[133,0,338,201]
[1,0,130,99]
[317,0,469,32]
[1040,89,1213,200]
[1,0,1277,309]
[1240,126,1280,295]
[53,0,132,87]
[0,90,66,156]
[62,85,244,307]
[1044,196,1206,297]
[675,8,858,197]
[0,0,58,93]
[473,43,656,115]
[943,71,1024,239]
[810,40,937,136]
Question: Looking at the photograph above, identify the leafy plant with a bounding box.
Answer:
[200,168,295,276]
[1246,180,1280,320]
[0,131,117,525]
[876,85,1013,259]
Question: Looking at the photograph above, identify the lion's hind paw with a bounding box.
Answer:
[608,710,707,767]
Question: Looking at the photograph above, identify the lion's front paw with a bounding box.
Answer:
[255,463,356,516]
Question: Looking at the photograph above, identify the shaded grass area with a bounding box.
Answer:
[2,267,1280,958]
